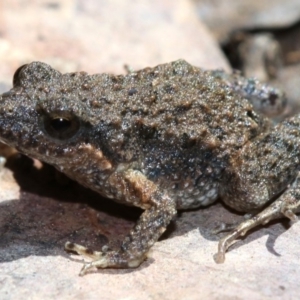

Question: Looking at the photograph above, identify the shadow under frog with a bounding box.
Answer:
[0,154,289,270]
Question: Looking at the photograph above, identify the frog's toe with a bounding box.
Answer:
[78,254,144,275]
[79,258,109,276]
[211,222,235,234]
[65,241,104,260]
[213,250,225,264]
[65,241,145,275]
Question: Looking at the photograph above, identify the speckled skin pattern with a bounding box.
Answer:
[0,60,299,275]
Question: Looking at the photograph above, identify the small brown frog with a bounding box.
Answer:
[0,60,298,276]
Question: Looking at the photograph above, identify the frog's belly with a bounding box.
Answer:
[170,182,219,209]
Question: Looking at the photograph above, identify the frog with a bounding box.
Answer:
[0,59,298,276]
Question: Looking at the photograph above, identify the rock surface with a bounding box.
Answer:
[0,0,229,88]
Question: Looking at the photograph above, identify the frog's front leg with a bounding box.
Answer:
[65,169,177,276]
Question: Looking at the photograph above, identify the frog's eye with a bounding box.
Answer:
[13,64,29,87]
[43,115,81,140]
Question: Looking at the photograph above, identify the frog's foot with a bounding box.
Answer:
[211,213,253,235]
[65,242,145,276]
[214,176,300,264]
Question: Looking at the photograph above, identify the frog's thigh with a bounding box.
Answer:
[65,169,177,275]
[215,69,286,117]
[215,173,300,263]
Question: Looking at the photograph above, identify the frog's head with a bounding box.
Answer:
[0,62,96,166]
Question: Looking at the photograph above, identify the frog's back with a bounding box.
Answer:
[82,60,268,208]
[88,60,267,161]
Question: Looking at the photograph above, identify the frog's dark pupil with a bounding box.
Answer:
[50,118,71,132]
[43,114,80,140]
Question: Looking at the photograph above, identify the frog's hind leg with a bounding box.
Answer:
[214,174,300,264]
